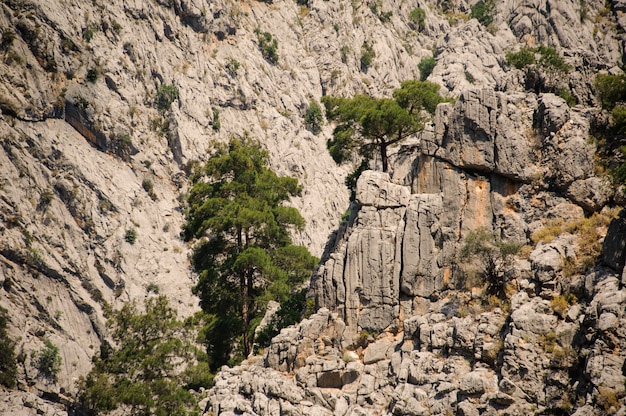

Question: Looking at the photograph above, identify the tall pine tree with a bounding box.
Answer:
[183,137,317,368]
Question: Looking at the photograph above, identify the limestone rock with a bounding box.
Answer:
[603,211,626,272]
[536,93,570,135]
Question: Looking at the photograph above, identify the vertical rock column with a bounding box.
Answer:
[313,171,447,342]
[400,193,444,300]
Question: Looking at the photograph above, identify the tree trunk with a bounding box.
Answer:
[240,269,249,357]
[241,268,255,357]
[380,141,388,172]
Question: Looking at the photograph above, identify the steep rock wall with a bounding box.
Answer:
[209,87,626,414]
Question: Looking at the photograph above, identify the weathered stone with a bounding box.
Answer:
[457,400,480,416]
[566,177,611,213]
[602,213,626,272]
[356,171,410,208]
[362,335,398,365]
[400,194,444,298]
[510,297,557,335]
[535,93,570,135]
[459,370,495,395]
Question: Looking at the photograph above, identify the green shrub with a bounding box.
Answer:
[155,84,179,111]
[536,45,570,73]
[141,178,157,200]
[211,107,221,131]
[470,0,495,26]
[0,306,17,388]
[226,58,240,75]
[409,7,426,31]
[611,145,626,184]
[86,68,99,83]
[35,340,62,381]
[141,178,153,193]
[418,56,436,81]
[304,100,324,134]
[595,73,626,110]
[255,30,279,64]
[83,23,99,43]
[111,20,122,34]
[254,289,309,350]
[556,87,577,107]
[146,283,160,294]
[360,42,376,72]
[459,227,522,299]
[506,47,536,70]
[125,228,137,244]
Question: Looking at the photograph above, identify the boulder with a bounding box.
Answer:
[535,93,570,135]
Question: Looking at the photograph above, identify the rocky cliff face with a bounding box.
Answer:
[210,89,626,415]
[1,0,626,414]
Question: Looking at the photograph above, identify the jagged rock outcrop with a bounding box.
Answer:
[207,81,625,414]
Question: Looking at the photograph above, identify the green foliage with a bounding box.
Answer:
[506,45,570,73]
[226,58,240,76]
[595,73,626,110]
[593,73,626,186]
[345,159,370,200]
[142,178,157,201]
[0,306,17,388]
[409,7,426,31]
[86,67,99,83]
[83,25,97,43]
[323,80,447,178]
[255,30,279,64]
[459,227,522,299]
[612,145,626,183]
[78,296,204,416]
[368,1,392,22]
[211,107,221,131]
[125,228,137,244]
[360,42,375,72]
[155,84,179,111]
[418,56,436,81]
[146,282,160,294]
[535,45,571,73]
[470,0,495,26]
[556,87,577,107]
[255,289,309,349]
[506,47,536,70]
[304,100,324,135]
[340,45,351,64]
[35,340,62,381]
[183,137,317,368]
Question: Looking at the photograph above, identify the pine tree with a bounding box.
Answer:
[183,137,317,368]
[78,296,206,416]
[322,80,447,174]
